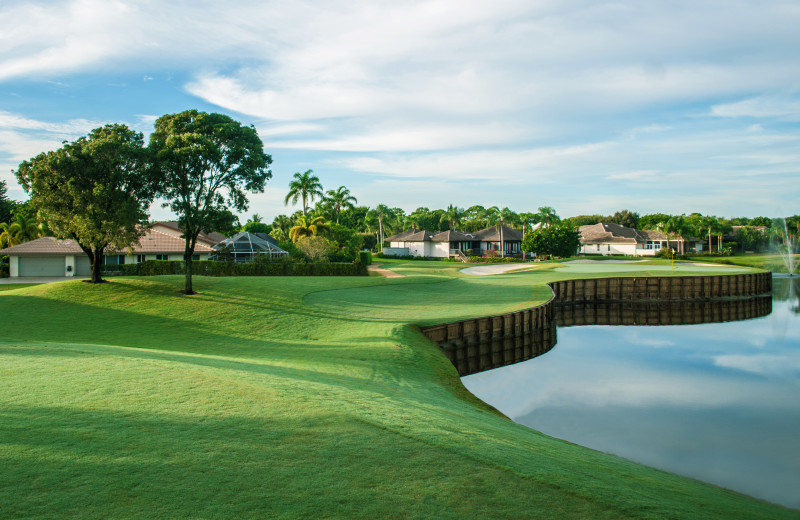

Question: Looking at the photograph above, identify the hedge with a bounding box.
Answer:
[358,250,373,266]
[104,260,368,277]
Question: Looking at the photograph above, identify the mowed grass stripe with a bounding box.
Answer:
[1,263,795,519]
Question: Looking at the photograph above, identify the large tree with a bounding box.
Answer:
[285,170,323,216]
[0,179,14,224]
[150,110,272,294]
[521,223,581,259]
[15,124,155,283]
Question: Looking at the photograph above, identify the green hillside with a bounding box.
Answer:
[1,261,795,519]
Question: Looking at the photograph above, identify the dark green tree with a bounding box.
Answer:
[611,209,640,229]
[15,124,155,283]
[521,223,581,259]
[324,186,357,224]
[150,110,272,294]
[0,179,14,224]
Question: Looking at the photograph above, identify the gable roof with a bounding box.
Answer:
[150,221,225,246]
[0,227,215,256]
[473,225,523,242]
[579,223,667,245]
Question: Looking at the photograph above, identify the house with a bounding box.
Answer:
[212,232,288,262]
[0,222,221,278]
[386,225,523,258]
[579,222,703,256]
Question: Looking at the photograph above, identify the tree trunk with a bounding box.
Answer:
[378,216,384,251]
[90,247,104,283]
[183,233,197,295]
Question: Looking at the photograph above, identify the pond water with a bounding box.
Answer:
[461,278,800,509]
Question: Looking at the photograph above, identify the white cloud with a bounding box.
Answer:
[714,354,800,377]
[711,95,800,120]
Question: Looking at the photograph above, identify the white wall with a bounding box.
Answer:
[9,256,18,277]
[65,255,76,276]
[382,247,409,256]
[429,242,449,258]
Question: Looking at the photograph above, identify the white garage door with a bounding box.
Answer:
[18,256,65,277]
[76,256,92,276]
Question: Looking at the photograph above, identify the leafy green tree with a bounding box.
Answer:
[270,214,292,241]
[611,209,640,229]
[150,110,272,294]
[289,215,330,242]
[749,216,772,228]
[0,222,21,248]
[285,170,323,216]
[295,235,335,262]
[15,124,155,283]
[0,179,14,224]
[736,226,768,252]
[324,186,357,224]
[639,213,671,230]
[463,205,487,231]
[521,223,581,258]
[563,214,607,227]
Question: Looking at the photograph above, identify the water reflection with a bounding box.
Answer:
[461,278,800,509]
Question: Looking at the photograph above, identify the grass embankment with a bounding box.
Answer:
[1,261,795,519]
[687,253,799,274]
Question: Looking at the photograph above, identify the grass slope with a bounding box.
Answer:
[1,261,796,519]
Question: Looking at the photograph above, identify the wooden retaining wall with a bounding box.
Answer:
[549,272,771,303]
[420,272,772,376]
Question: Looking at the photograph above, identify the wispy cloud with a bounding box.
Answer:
[711,95,800,120]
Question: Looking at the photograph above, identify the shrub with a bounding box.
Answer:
[358,250,373,265]
[115,259,367,277]
[0,255,8,278]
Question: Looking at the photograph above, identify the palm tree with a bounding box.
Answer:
[367,204,393,250]
[0,222,21,248]
[289,215,330,243]
[271,214,292,241]
[324,186,357,224]
[444,204,464,231]
[536,206,560,228]
[285,170,323,216]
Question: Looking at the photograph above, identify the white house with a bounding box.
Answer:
[386,225,523,258]
[0,222,221,278]
[579,222,703,256]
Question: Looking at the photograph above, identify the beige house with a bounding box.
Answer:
[0,222,220,278]
[579,222,703,256]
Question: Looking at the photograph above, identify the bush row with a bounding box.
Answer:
[0,255,8,278]
[465,256,530,264]
[103,259,368,277]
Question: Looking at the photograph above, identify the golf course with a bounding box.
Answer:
[1,259,796,519]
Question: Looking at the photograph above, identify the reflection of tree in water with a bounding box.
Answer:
[772,278,800,312]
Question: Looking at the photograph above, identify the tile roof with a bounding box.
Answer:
[151,221,224,246]
[473,225,523,242]
[387,225,523,243]
[0,228,214,256]
[579,223,669,244]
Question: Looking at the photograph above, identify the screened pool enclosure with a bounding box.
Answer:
[211,232,288,262]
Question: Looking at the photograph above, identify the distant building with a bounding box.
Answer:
[579,222,703,256]
[0,222,223,278]
[386,225,523,258]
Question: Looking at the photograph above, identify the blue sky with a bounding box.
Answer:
[1,1,799,222]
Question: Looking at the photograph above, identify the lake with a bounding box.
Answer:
[462,277,800,509]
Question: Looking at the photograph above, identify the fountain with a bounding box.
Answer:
[777,218,796,277]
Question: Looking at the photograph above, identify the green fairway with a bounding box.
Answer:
[1,264,796,519]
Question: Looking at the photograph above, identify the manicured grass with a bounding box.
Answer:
[688,253,799,274]
[1,264,795,519]
[0,283,39,292]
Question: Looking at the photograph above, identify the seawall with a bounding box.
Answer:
[420,272,772,376]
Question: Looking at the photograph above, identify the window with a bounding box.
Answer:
[136,255,146,263]
[156,254,168,261]
[192,254,200,261]
[103,255,126,265]
[607,245,611,251]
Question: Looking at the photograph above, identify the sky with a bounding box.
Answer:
[1,0,799,223]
